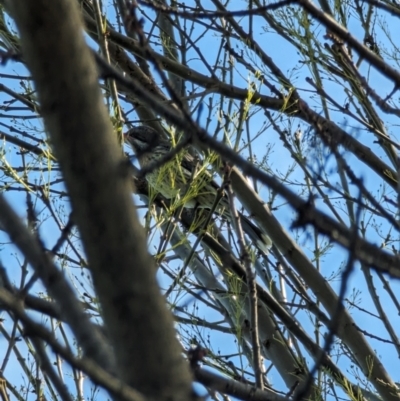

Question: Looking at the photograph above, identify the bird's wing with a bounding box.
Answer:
[180,152,222,193]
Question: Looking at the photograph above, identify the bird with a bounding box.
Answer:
[124,125,271,253]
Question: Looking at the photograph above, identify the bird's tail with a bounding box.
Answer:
[236,213,272,254]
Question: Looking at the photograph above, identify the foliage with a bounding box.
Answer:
[0,1,400,401]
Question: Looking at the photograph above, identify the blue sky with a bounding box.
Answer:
[1,1,400,400]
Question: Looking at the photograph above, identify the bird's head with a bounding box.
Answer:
[124,126,161,153]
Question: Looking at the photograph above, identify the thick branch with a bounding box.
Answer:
[7,1,194,400]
